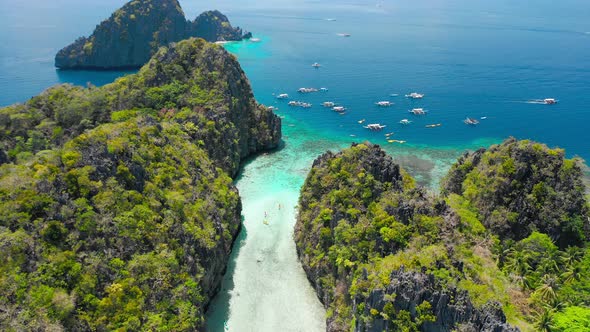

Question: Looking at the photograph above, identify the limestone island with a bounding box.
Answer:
[55,0,251,69]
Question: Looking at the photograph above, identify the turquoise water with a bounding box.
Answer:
[1,1,590,331]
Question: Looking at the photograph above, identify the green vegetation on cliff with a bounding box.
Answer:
[0,38,280,331]
[55,0,250,69]
[295,141,589,332]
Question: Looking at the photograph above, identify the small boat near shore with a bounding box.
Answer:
[409,108,427,115]
[464,117,480,125]
[312,62,321,68]
[358,119,366,124]
[425,123,442,128]
[333,106,346,112]
[405,92,424,99]
[250,38,261,42]
[388,140,406,144]
[323,101,335,107]
[364,123,387,131]
[267,106,279,111]
[376,101,393,107]
[399,119,412,125]
[276,93,289,99]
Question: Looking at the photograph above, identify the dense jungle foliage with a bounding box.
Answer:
[0,38,280,331]
[296,141,590,332]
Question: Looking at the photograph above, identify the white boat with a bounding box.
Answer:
[298,87,319,93]
[288,101,298,106]
[544,98,557,104]
[312,62,321,68]
[399,119,412,125]
[332,106,346,112]
[323,102,335,107]
[376,101,393,107]
[337,33,351,37]
[320,87,329,92]
[464,117,480,125]
[276,93,289,99]
[301,103,312,108]
[267,106,278,111]
[250,38,261,42]
[364,123,387,131]
[405,92,425,99]
[409,108,427,115]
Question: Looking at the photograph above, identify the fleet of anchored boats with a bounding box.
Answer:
[271,63,558,144]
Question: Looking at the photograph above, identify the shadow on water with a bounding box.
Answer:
[205,219,249,332]
[55,68,137,87]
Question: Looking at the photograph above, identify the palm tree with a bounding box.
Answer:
[535,274,560,303]
[561,264,583,284]
[534,308,555,332]
[504,248,532,277]
[560,246,584,268]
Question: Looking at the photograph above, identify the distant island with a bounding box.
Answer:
[55,0,251,69]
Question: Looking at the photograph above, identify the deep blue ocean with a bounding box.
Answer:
[1,0,589,160]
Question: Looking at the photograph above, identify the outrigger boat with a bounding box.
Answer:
[333,106,347,112]
[399,119,412,125]
[388,140,406,144]
[376,101,393,107]
[267,106,279,111]
[298,87,319,93]
[276,93,289,99]
[358,119,366,124]
[464,117,479,125]
[425,123,442,128]
[323,101,335,107]
[312,62,321,68]
[409,108,427,115]
[405,92,424,99]
[289,101,312,108]
[364,123,387,131]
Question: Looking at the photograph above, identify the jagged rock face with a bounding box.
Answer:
[190,10,246,42]
[56,0,187,69]
[355,269,517,332]
[1,37,279,331]
[138,38,281,175]
[55,0,249,69]
[295,143,519,332]
[441,138,589,247]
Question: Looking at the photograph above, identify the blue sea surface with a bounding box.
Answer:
[0,0,589,159]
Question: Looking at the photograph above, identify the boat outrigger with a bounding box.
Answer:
[409,108,427,115]
[376,101,393,107]
[323,102,335,107]
[364,123,387,131]
[399,119,412,125]
[464,117,480,125]
[332,106,346,113]
[276,93,289,99]
[405,92,425,99]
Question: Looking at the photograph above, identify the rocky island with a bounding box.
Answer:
[55,0,251,69]
[295,141,590,331]
[0,38,279,330]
